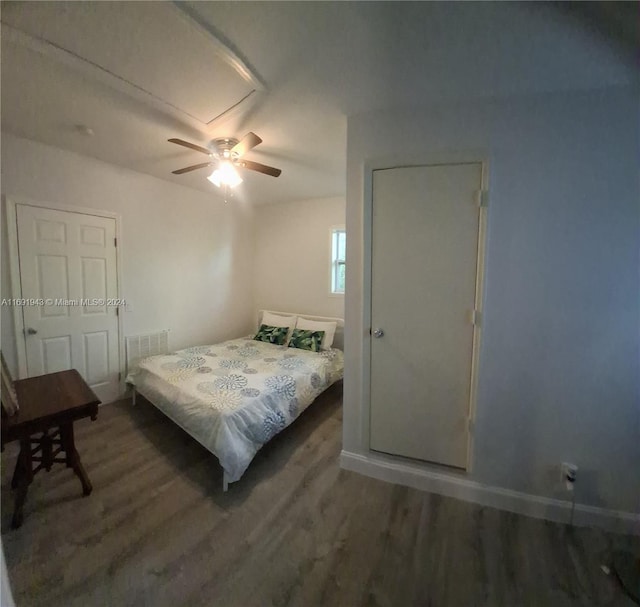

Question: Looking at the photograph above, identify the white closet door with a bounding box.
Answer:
[370,163,483,469]
[17,204,120,403]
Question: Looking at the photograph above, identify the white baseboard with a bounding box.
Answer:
[340,450,639,535]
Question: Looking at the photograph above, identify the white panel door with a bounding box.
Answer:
[17,204,120,403]
[370,163,483,469]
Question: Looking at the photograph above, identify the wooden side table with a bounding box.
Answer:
[1,369,100,528]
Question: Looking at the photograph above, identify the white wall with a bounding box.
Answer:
[0,542,16,607]
[1,134,255,387]
[253,196,345,322]
[344,85,640,516]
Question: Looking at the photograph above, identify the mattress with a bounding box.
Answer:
[126,336,344,483]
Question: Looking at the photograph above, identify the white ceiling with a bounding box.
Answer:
[1,1,635,205]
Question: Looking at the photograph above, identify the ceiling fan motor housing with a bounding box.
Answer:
[213,137,240,160]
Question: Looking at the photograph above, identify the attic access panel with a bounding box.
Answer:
[1,1,258,125]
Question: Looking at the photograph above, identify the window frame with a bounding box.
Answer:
[329,226,346,296]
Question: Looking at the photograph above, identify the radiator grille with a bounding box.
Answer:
[125,330,170,373]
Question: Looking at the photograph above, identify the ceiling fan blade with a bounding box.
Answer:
[168,138,212,156]
[231,132,262,157]
[238,159,282,177]
[172,162,213,175]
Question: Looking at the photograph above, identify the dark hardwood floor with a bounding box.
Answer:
[2,384,637,607]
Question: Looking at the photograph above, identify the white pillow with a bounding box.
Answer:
[295,317,337,350]
[260,311,297,332]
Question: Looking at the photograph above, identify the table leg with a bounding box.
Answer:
[12,436,34,529]
[60,423,92,496]
[11,455,22,489]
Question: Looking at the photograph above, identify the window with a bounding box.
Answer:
[331,228,346,294]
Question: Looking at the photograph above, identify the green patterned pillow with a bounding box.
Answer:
[254,324,289,345]
[288,329,325,352]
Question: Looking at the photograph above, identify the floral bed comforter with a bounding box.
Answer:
[126,337,344,483]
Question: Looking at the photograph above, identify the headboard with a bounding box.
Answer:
[257,310,345,351]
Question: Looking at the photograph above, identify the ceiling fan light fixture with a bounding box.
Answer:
[169,132,280,182]
[207,161,243,189]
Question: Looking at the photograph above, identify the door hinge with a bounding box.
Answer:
[469,309,482,326]
[474,189,488,208]
[116,306,119,316]
[118,371,122,381]
[114,237,118,247]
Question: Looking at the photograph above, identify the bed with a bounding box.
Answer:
[125,311,344,490]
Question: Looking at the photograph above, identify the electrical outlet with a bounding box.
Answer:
[561,462,578,490]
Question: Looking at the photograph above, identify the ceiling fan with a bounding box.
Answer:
[168,132,281,188]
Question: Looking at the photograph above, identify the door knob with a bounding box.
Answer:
[372,328,384,338]
[25,327,38,335]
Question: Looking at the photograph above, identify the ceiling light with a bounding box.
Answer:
[207,161,243,188]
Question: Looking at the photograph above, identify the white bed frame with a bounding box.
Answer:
[130,310,344,492]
